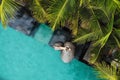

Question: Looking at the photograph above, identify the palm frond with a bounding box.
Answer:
[113,0,120,9]
[93,12,114,47]
[73,16,103,44]
[30,0,47,23]
[69,11,79,36]
[73,32,95,43]
[0,0,20,28]
[89,0,110,20]
[47,0,69,30]
[88,5,103,34]
[113,35,120,48]
[47,0,76,30]
[70,18,79,36]
[79,0,90,7]
[89,12,114,63]
[79,0,83,7]
[89,46,102,64]
[114,28,120,38]
[94,62,118,80]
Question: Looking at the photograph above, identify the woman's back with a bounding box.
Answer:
[61,42,75,63]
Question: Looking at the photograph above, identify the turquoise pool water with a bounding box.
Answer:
[0,23,100,80]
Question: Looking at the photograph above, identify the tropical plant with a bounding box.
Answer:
[71,0,120,64]
[0,0,22,28]
[29,0,48,23]
[94,62,119,80]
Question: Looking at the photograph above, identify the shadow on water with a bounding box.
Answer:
[0,77,6,80]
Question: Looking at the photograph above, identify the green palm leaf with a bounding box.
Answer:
[47,0,76,30]
[48,0,69,30]
[30,0,47,23]
[89,0,109,20]
[90,12,115,63]
[73,32,95,43]
[73,16,103,44]
[93,12,114,47]
[88,5,103,33]
[94,62,118,80]
[114,28,120,38]
[113,35,120,48]
[70,18,79,36]
[0,0,20,27]
[113,0,120,9]
[52,0,68,30]
[69,11,79,36]
[79,0,83,7]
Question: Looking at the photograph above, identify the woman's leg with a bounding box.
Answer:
[53,42,65,50]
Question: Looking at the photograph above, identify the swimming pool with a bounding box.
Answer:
[0,23,101,80]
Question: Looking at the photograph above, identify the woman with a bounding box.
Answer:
[53,42,75,63]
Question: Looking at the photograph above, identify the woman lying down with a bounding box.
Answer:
[53,42,75,63]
